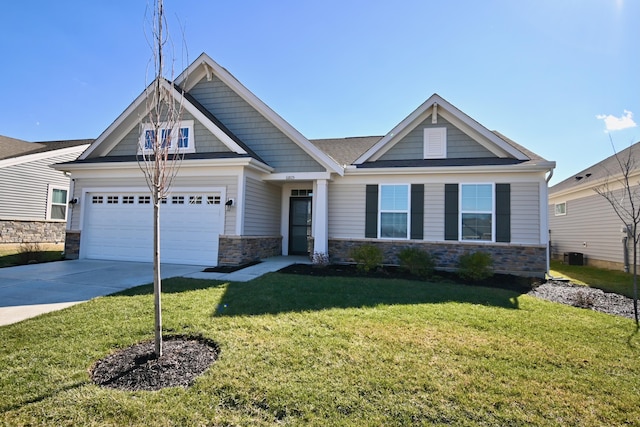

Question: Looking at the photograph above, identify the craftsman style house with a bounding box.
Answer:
[56,53,555,277]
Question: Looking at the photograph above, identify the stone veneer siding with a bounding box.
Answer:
[0,220,66,244]
[329,238,548,278]
[218,235,282,266]
[64,230,81,259]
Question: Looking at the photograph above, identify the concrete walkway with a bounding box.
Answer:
[0,256,308,326]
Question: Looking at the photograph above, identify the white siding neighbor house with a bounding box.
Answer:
[0,136,91,247]
[549,142,640,271]
[55,53,555,277]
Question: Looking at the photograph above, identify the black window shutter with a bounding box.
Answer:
[444,184,458,241]
[495,183,511,242]
[410,184,424,240]
[365,185,378,238]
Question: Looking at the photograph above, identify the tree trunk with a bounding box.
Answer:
[634,238,639,326]
[153,189,163,357]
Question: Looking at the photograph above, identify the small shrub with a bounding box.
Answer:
[457,251,494,282]
[398,247,435,278]
[573,290,595,309]
[18,242,45,264]
[350,244,383,272]
[311,252,330,267]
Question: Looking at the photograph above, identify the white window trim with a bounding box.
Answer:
[554,202,567,216]
[378,183,410,240]
[459,183,495,243]
[46,184,69,222]
[138,119,195,154]
[424,127,447,159]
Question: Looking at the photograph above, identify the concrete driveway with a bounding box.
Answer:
[0,259,206,326]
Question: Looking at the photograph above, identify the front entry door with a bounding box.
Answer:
[289,197,312,255]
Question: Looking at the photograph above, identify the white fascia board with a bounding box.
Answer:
[0,144,89,168]
[344,161,555,177]
[177,54,344,175]
[55,156,270,172]
[262,171,333,181]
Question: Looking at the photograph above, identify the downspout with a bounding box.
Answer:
[545,168,554,276]
[623,225,630,273]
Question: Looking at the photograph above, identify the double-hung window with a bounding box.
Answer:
[47,186,68,221]
[139,120,195,153]
[460,184,494,241]
[379,184,409,239]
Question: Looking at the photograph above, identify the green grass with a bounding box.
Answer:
[550,260,636,298]
[1,273,639,426]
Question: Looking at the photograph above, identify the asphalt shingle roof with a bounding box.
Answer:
[0,135,92,161]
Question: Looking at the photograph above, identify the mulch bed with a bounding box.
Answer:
[91,335,219,391]
[202,260,261,273]
[279,263,540,293]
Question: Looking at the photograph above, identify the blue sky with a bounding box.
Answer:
[1,0,638,184]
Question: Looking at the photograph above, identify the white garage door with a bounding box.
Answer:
[82,191,223,265]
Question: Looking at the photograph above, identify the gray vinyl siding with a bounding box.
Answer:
[70,175,238,235]
[379,116,495,161]
[424,183,444,240]
[549,191,629,265]
[328,179,543,245]
[107,111,232,156]
[188,76,325,173]
[0,151,79,220]
[511,182,540,244]
[328,183,366,238]
[243,177,281,235]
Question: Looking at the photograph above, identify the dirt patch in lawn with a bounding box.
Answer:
[91,335,219,391]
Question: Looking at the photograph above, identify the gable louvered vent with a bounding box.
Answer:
[423,127,447,159]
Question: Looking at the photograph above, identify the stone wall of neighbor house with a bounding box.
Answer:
[329,238,548,278]
[218,235,282,266]
[64,230,81,259]
[0,220,66,245]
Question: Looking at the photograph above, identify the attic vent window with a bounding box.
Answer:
[423,127,447,159]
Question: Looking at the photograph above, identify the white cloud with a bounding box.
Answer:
[596,110,637,132]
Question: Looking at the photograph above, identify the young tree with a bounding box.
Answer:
[594,138,640,325]
[137,0,186,357]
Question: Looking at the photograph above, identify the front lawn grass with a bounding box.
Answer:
[550,259,635,298]
[1,273,639,426]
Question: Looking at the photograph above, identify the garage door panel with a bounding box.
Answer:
[83,191,222,265]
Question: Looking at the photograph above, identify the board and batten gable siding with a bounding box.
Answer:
[70,175,238,235]
[549,190,629,266]
[0,151,78,220]
[243,177,281,235]
[378,116,495,161]
[188,76,325,173]
[107,111,233,156]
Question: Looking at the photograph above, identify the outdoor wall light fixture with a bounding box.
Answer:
[225,198,234,207]
[68,198,78,205]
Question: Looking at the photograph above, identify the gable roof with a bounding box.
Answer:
[79,78,251,160]
[354,94,533,164]
[550,141,640,196]
[80,54,344,175]
[0,135,91,162]
[176,53,344,175]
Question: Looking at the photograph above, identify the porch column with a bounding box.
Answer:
[313,179,329,255]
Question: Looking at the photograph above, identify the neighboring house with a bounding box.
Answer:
[549,142,640,271]
[0,135,91,247]
[55,53,554,277]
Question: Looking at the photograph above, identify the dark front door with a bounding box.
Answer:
[289,197,312,255]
